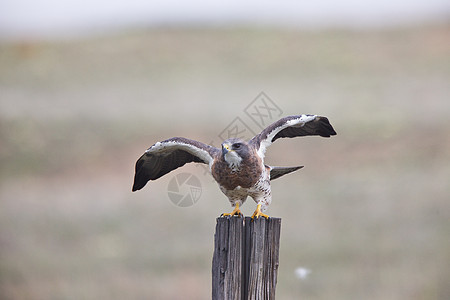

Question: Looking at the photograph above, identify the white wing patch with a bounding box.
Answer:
[145,140,215,165]
[286,114,316,127]
[256,114,317,159]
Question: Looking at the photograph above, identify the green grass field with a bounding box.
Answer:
[1,24,449,299]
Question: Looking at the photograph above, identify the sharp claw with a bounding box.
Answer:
[251,204,269,220]
[221,203,243,218]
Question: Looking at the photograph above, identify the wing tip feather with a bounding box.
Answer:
[317,116,337,137]
[132,172,148,192]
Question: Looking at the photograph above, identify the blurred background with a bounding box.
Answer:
[1,1,449,299]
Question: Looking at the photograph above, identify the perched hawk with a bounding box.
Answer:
[132,115,336,218]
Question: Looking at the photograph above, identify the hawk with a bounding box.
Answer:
[132,114,336,218]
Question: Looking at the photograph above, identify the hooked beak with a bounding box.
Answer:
[222,143,231,156]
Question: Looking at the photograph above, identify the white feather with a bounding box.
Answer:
[224,151,242,170]
[256,114,317,159]
[146,140,215,166]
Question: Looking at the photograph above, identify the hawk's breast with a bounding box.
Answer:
[211,152,263,191]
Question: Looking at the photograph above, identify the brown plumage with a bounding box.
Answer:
[211,143,262,190]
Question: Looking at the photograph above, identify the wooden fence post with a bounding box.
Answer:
[212,216,281,300]
[212,216,244,300]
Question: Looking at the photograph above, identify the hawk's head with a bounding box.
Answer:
[221,138,250,169]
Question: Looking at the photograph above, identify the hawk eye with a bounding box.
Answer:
[233,143,241,149]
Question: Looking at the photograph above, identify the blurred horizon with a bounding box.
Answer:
[1,0,450,41]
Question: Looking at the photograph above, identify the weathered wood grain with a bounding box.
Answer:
[212,216,281,300]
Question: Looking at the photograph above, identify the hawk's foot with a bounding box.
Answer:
[221,203,243,217]
[251,204,269,220]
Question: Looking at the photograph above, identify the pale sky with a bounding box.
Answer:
[1,0,449,40]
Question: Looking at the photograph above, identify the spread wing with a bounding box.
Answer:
[132,137,220,191]
[250,114,337,158]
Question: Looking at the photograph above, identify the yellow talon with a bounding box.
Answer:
[251,204,269,220]
[222,203,243,217]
